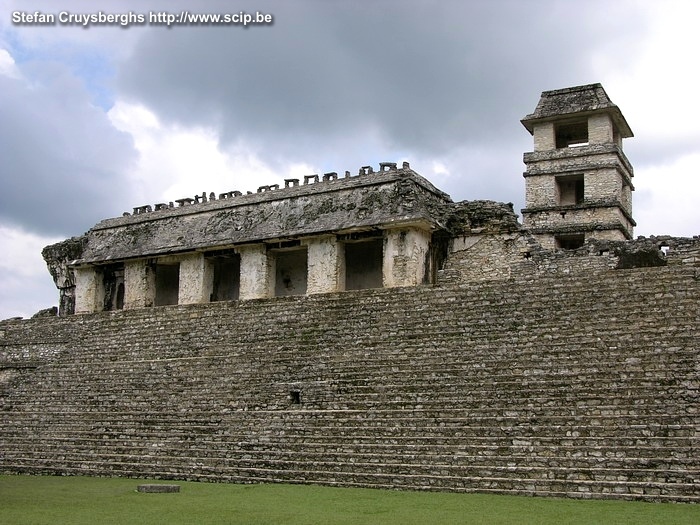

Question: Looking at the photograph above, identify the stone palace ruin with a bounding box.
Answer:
[1,84,698,502]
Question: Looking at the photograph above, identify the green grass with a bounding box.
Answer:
[1,475,698,525]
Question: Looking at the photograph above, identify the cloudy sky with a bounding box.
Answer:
[1,0,699,319]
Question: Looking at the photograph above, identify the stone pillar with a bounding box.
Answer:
[178,253,213,304]
[588,113,613,145]
[238,244,272,300]
[382,227,431,288]
[124,259,155,309]
[304,235,344,294]
[533,122,555,151]
[74,266,101,314]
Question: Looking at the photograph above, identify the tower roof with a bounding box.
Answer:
[521,83,633,137]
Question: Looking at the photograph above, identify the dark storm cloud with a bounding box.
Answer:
[118,1,649,156]
[0,61,137,236]
[116,0,652,207]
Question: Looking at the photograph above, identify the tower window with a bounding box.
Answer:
[555,120,588,148]
[556,234,585,250]
[556,174,584,205]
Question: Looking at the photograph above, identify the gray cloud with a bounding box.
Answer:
[0,62,137,236]
[0,0,656,240]
[117,0,651,202]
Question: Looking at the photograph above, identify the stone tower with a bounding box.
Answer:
[520,83,635,249]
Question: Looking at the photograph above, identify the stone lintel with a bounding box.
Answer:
[379,218,438,233]
[525,222,633,239]
[523,144,634,178]
[522,200,636,227]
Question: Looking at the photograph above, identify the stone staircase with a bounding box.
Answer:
[1,264,698,501]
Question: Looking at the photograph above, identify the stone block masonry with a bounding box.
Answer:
[1,261,698,502]
[6,82,698,503]
[44,162,449,315]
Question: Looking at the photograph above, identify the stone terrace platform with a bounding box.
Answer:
[1,261,698,502]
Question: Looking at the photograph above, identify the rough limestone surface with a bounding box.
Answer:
[1,256,698,502]
[63,168,451,265]
[41,236,87,315]
[9,84,699,503]
[521,83,633,137]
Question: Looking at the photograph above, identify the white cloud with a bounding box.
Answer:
[108,100,325,211]
[589,1,700,238]
[603,2,700,145]
[634,153,700,237]
[0,225,61,320]
[0,48,20,79]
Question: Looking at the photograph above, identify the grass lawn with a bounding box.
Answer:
[1,475,698,524]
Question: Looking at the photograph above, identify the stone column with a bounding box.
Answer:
[74,266,101,314]
[178,253,213,304]
[588,113,613,145]
[124,259,155,309]
[382,227,431,288]
[304,235,344,294]
[533,122,555,151]
[238,244,272,300]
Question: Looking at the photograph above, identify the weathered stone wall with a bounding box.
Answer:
[440,235,698,285]
[42,164,454,313]
[41,236,87,316]
[72,167,450,265]
[1,257,698,502]
[522,141,635,242]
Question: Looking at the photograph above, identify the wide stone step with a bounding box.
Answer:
[3,432,696,460]
[4,455,700,502]
[2,264,698,501]
[18,329,698,364]
[2,410,696,433]
[8,439,695,473]
[3,451,699,485]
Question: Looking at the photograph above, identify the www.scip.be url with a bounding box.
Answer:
[149,11,273,27]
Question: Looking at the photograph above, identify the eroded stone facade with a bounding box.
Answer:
[45,162,451,315]
[41,83,662,318]
[3,83,697,502]
[521,84,635,249]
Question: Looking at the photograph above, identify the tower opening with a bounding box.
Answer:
[555,120,588,148]
[556,174,585,206]
[556,234,585,250]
